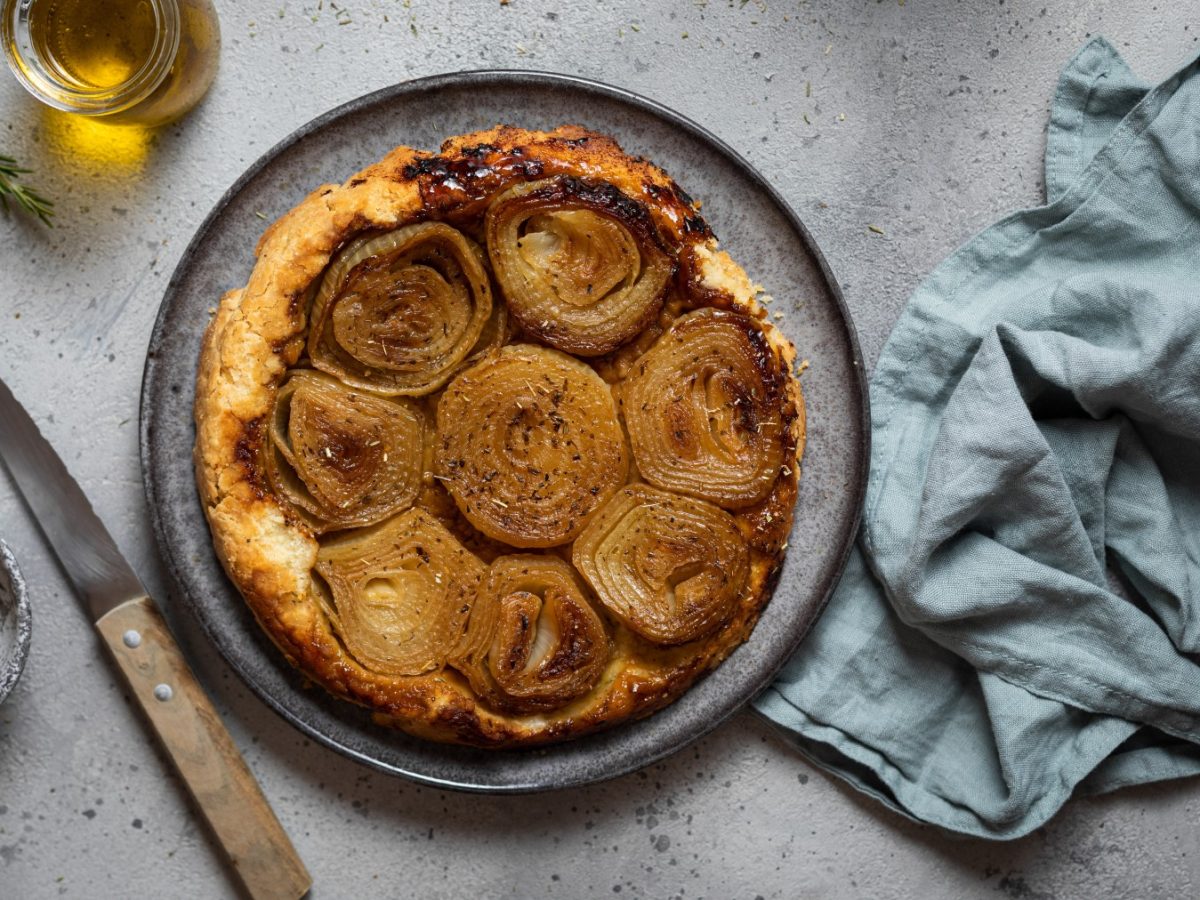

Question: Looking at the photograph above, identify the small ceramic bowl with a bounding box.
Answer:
[0,540,31,704]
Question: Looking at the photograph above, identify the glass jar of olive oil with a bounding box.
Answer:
[2,0,220,126]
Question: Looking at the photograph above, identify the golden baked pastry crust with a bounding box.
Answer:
[194,125,806,747]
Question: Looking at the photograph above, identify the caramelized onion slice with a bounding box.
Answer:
[266,370,424,531]
[315,508,484,676]
[308,222,494,396]
[435,344,629,548]
[573,484,750,645]
[453,555,610,714]
[621,308,787,508]
[486,177,672,356]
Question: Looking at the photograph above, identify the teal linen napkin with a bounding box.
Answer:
[754,37,1200,839]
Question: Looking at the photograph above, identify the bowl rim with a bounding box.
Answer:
[0,539,32,705]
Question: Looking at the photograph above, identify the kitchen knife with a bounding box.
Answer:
[0,375,311,900]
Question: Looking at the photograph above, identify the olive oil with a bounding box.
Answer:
[29,0,159,91]
[3,0,220,125]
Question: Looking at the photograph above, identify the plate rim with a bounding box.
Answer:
[139,68,870,792]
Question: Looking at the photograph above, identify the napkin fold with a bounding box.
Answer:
[755,37,1200,839]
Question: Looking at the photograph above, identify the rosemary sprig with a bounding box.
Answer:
[0,154,54,226]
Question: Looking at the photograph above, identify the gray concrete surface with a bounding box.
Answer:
[1,1,1198,897]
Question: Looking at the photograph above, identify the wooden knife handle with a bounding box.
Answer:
[95,596,311,900]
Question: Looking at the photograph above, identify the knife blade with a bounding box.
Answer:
[0,375,311,900]
[0,377,144,620]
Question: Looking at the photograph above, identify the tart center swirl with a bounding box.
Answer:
[435,344,630,548]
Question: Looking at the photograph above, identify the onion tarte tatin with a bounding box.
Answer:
[195,126,805,746]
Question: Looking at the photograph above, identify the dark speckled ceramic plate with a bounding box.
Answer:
[140,71,868,792]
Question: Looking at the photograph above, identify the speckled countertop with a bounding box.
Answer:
[1,2,1198,898]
